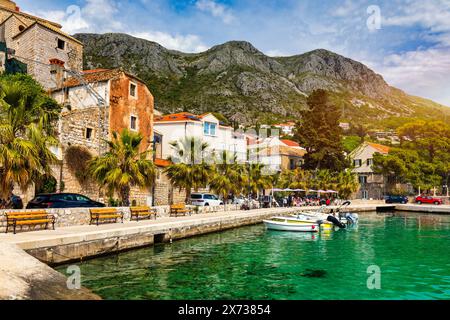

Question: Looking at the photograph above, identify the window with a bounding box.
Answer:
[129,82,137,98]
[57,39,65,50]
[354,159,362,167]
[75,195,90,201]
[367,158,373,166]
[290,159,296,170]
[85,127,93,140]
[130,116,138,131]
[203,122,217,136]
[18,25,25,32]
[359,175,368,184]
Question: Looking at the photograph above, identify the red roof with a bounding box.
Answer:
[281,139,300,147]
[154,112,201,123]
[154,158,171,167]
[82,69,109,74]
[367,142,390,154]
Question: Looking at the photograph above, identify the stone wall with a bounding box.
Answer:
[12,24,83,90]
[0,204,246,233]
[154,168,186,205]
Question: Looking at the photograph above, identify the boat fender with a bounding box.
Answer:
[327,215,346,229]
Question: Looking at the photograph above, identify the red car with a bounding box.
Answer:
[415,196,443,205]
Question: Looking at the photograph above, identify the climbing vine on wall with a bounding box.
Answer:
[65,145,93,185]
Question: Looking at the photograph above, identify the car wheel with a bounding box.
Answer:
[417,201,422,204]
[401,201,406,204]
[434,201,440,205]
[205,203,209,206]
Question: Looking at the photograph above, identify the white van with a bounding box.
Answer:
[190,193,224,206]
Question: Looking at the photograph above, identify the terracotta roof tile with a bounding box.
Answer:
[367,142,390,154]
[281,139,300,147]
[154,112,202,123]
[154,158,171,167]
[58,69,122,89]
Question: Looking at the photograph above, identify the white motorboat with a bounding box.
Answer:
[263,216,333,232]
[264,201,358,233]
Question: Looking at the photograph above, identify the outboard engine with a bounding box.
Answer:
[326,215,346,229]
[344,213,359,225]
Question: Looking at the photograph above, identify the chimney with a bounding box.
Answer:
[49,58,65,88]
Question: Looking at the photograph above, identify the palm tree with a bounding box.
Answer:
[164,137,213,203]
[209,151,246,210]
[279,168,312,190]
[246,163,273,199]
[0,74,60,202]
[335,170,359,200]
[89,129,155,206]
[312,169,336,191]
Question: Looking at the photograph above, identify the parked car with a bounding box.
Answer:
[232,196,247,205]
[415,196,443,205]
[385,195,409,204]
[0,194,24,209]
[26,193,105,209]
[190,193,224,206]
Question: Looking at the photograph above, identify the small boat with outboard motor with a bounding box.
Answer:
[263,201,358,232]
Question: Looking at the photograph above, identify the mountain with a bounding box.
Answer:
[74,33,450,128]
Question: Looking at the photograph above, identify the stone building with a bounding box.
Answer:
[50,69,155,205]
[0,0,83,89]
[350,142,390,200]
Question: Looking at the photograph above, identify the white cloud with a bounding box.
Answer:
[377,47,450,105]
[35,0,122,34]
[383,1,450,35]
[131,31,209,53]
[196,0,236,24]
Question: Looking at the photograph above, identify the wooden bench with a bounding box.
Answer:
[5,210,56,234]
[130,206,157,221]
[169,203,192,217]
[90,208,124,226]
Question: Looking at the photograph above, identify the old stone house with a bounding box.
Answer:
[0,0,83,89]
[350,142,390,200]
[50,69,155,205]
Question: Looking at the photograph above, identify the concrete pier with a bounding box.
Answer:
[0,205,389,265]
[395,204,450,214]
[0,243,100,300]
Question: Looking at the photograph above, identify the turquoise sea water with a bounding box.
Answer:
[56,212,450,300]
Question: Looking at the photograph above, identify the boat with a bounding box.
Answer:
[263,216,321,232]
[264,201,358,233]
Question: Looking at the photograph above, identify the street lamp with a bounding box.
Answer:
[151,134,161,207]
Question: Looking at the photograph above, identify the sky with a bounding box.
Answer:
[19,0,450,106]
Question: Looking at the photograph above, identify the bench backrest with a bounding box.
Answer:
[90,208,118,215]
[130,206,150,213]
[6,211,48,218]
[170,203,186,210]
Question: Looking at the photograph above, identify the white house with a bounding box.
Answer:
[248,137,306,173]
[350,142,390,199]
[153,112,247,162]
[274,121,296,136]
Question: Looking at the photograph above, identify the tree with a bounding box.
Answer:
[294,90,348,171]
[278,168,312,190]
[245,163,273,198]
[89,129,155,206]
[164,137,213,202]
[209,151,245,210]
[0,74,61,202]
[335,170,359,199]
[398,120,450,162]
[311,169,336,191]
